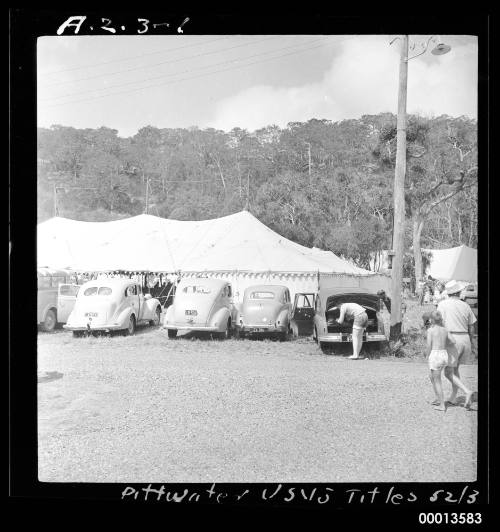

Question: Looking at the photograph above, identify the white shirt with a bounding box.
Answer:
[338,303,366,323]
[437,297,476,333]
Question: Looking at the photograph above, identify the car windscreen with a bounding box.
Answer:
[250,291,275,300]
[83,286,112,296]
[182,285,211,294]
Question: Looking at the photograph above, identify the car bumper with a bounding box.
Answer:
[163,324,220,332]
[238,325,287,333]
[63,324,124,332]
[318,333,387,343]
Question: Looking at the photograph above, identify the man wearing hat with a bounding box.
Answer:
[437,280,477,405]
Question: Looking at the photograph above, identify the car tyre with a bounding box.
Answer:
[150,306,161,326]
[126,315,136,336]
[319,342,330,354]
[42,309,57,332]
[218,320,231,340]
[167,329,177,339]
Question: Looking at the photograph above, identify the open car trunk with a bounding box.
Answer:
[325,293,380,334]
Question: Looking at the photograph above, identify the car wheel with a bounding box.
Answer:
[167,329,177,339]
[278,329,290,342]
[217,320,231,340]
[319,342,330,354]
[150,306,161,326]
[126,315,136,336]
[42,309,56,332]
[291,322,299,338]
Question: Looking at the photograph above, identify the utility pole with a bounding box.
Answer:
[53,184,59,216]
[305,142,312,182]
[145,177,149,214]
[389,34,408,340]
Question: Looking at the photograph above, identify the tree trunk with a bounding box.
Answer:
[413,214,425,283]
[446,202,453,242]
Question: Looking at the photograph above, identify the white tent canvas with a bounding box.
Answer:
[37,211,391,300]
[424,245,477,283]
[38,211,372,274]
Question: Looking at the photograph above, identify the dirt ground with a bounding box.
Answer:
[37,321,478,483]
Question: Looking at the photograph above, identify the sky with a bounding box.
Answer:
[37,34,478,138]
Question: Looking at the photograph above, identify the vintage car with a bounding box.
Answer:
[460,283,478,318]
[37,268,80,331]
[163,278,237,339]
[236,285,292,339]
[313,288,388,352]
[63,278,162,336]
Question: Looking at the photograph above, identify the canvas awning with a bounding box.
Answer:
[424,245,477,283]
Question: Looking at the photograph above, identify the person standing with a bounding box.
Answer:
[426,310,473,411]
[336,302,368,360]
[437,280,477,407]
[417,278,425,305]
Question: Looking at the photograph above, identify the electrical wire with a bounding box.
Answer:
[41,36,281,88]
[41,36,330,102]
[44,36,355,109]
[39,36,230,77]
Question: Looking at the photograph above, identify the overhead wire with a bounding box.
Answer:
[40,35,281,88]
[39,36,231,77]
[41,36,331,102]
[44,36,356,109]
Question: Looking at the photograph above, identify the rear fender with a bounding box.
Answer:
[165,305,175,323]
[143,297,160,320]
[276,308,290,327]
[209,307,231,331]
[116,307,133,328]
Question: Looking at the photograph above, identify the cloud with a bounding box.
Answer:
[209,36,477,132]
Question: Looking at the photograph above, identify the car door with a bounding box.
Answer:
[126,284,140,318]
[292,293,316,335]
[57,284,80,323]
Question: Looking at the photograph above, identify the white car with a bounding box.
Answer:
[64,278,162,336]
[163,278,237,339]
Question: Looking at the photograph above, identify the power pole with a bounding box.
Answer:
[145,177,149,214]
[390,34,408,340]
[53,184,59,216]
[306,142,312,182]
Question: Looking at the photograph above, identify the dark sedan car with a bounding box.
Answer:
[313,288,388,353]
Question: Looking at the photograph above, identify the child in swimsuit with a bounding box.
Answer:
[426,310,457,411]
[426,310,473,411]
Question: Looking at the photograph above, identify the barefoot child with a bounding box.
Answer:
[426,310,473,411]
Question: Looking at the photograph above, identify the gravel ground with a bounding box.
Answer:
[37,327,478,483]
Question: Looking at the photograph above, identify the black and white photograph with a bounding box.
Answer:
[10,11,490,515]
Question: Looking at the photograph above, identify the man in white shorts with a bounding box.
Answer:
[337,302,368,359]
[437,280,477,405]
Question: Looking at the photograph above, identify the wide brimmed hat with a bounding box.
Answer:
[445,280,462,295]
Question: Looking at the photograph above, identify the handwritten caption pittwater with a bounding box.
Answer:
[121,484,479,505]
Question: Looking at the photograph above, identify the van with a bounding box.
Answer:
[37,268,80,331]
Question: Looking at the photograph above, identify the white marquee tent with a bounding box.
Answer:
[37,211,391,300]
[424,245,477,283]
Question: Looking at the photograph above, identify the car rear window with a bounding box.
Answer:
[182,285,211,294]
[83,286,112,296]
[250,291,275,300]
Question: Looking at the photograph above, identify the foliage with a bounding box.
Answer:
[37,114,477,268]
